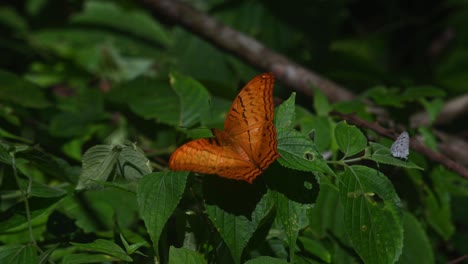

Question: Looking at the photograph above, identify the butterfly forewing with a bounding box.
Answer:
[224,73,279,165]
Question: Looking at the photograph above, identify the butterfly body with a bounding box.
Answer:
[390,131,410,161]
[169,73,279,183]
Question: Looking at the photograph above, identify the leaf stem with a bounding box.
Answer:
[11,152,36,246]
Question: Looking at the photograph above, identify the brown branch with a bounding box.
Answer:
[332,111,468,179]
[143,0,468,179]
[143,0,354,102]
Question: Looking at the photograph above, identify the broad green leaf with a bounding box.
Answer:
[396,212,434,264]
[118,142,152,181]
[277,128,334,175]
[367,143,423,170]
[297,237,331,263]
[120,234,147,255]
[17,178,67,198]
[0,70,49,108]
[299,116,332,152]
[339,166,403,264]
[62,253,116,264]
[0,244,37,264]
[170,72,212,128]
[169,246,206,264]
[274,191,309,263]
[109,78,179,123]
[77,143,150,190]
[31,28,162,62]
[77,145,120,190]
[418,127,438,151]
[0,7,28,33]
[275,92,296,129]
[59,189,137,233]
[71,1,171,46]
[245,256,289,264]
[206,190,275,264]
[313,88,331,116]
[71,239,132,262]
[364,86,404,107]
[0,143,11,164]
[308,178,355,263]
[413,168,455,240]
[170,29,235,84]
[419,98,444,125]
[137,171,188,256]
[401,86,446,100]
[16,146,76,183]
[334,121,367,157]
[49,112,100,138]
[332,100,372,120]
[308,179,343,237]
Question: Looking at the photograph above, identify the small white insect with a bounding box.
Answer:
[390,131,410,161]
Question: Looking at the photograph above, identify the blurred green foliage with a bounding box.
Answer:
[0,0,467,263]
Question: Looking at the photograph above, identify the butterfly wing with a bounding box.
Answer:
[168,136,263,183]
[390,131,410,160]
[223,73,279,171]
[169,73,279,184]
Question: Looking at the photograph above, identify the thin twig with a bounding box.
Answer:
[143,0,468,179]
[143,0,354,102]
[332,111,468,179]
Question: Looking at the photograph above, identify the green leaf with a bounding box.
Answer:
[334,121,367,157]
[364,86,404,107]
[62,253,116,264]
[339,165,403,264]
[0,7,28,33]
[419,98,444,125]
[110,77,179,122]
[118,142,152,181]
[0,143,12,165]
[137,171,189,256]
[367,143,423,170]
[206,190,275,264]
[423,168,454,239]
[401,85,446,100]
[17,179,66,198]
[396,212,434,264]
[274,191,309,263]
[299,116,332,152]
[297,236,331,263]
[71,1,171,46]
[0,244,37,264]
[0,70,50,108]
[275,92,296,129]
[0,196,61,233]
[71,239,132,262]
[245,256,289,264]
[277,128,334,175]
[169,246,206,264]
[77,143,150,189]
[77,145,120,190]
[170,72,212,128]
[313,88,331,116]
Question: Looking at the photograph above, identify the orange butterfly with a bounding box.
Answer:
[169,73,279,183]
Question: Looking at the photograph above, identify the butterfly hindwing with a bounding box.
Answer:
[168,136,262,183]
